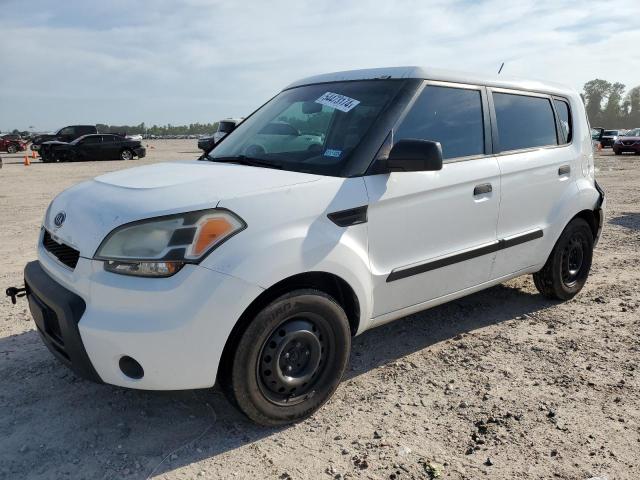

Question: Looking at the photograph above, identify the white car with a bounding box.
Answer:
[16,66,604,426]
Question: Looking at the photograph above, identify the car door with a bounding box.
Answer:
[101,135,119,159]
[365,82,501,319]
[78,135,103,160]
[488,89,577,278]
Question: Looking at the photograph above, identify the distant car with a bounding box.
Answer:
[40,134,146,163]
[197,119,243,152]
[613,128,640,155]
[0,134,27,154]
[31,125,98,151]
[601,129,623,148]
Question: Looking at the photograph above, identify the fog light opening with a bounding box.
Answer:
[119,356,144,380]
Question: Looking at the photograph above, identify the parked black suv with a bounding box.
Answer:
[601,129,623,148]
[31,125,98,151]
[40,134,146,163]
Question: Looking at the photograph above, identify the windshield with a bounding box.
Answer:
[604,130,618,136]
[209,80,404,176]
[623,128,640,137]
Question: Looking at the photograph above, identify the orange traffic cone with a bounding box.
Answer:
[32,150,37,159]
[23,153,30,166]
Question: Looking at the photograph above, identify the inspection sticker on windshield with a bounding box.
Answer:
[324,149,342,158]
[315,92,360,112]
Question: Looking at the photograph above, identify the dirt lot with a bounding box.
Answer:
[0,142,638,480]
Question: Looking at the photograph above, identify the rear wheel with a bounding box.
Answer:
[120,149,134,160]
[533,218,593,300]
[221,289,351,426]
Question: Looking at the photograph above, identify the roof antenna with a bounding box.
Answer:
[497,62,505,75]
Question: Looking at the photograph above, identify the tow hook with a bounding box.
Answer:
[6,286,27,305]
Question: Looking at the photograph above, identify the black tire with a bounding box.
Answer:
[533,218,594,300]
[614,150,621,155]
[120,149,134,160]
[221,289,351,426]
[7,144,17,154]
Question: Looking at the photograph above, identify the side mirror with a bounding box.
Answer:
[386,139,443,172]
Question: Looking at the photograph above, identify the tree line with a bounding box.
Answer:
[582,80,640,128]
[4,79,640,137]
[96,122,219,136]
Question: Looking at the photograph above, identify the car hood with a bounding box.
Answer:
[618,136,640,141]
[43,160,322,257]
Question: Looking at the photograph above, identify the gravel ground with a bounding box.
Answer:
[0,142,638,480]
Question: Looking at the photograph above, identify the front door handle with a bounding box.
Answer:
[558,165,571,175]
[473,183,492,196]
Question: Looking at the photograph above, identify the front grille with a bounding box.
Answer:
[622,141,636,146]
[43,230,80,269]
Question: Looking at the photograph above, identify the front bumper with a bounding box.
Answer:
[134,147,146,158]
[613,144,640,154]
[27,251,264,390]
[25,261,102,382]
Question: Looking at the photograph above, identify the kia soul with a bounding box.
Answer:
[13,67,605,425]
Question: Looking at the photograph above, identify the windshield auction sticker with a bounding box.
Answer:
[315,92,360,113]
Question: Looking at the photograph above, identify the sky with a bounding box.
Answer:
[1,0,639,132]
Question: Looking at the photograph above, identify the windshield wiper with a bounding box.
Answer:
[208,155,283,170]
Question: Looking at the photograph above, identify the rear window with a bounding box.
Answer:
[604,130,618,136]
[493,93,557,152]
[218,121,236,133]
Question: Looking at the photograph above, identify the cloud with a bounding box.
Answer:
[1,0,639,131]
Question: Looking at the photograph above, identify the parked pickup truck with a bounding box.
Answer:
[30,125,98,151]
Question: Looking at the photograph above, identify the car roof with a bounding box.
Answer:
[285,66,577,98]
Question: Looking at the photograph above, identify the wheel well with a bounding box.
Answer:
[574,209,599,239]
[217,272,360,381]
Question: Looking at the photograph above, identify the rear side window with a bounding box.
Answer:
[395,85,485,159]
[553,99,572,144]
[493,93,557,151]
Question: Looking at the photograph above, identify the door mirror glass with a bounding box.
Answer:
[386,139,443,172]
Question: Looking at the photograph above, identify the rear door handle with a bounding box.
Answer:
[473,183,492,196]
[558,165,570,175]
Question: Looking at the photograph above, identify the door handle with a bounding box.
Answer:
[558,165,570,175]
[473,183,492,196]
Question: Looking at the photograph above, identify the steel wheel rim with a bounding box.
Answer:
[257,314,330,406]
[561,235,586,287]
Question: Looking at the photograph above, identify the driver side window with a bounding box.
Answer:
[395,85,485,160]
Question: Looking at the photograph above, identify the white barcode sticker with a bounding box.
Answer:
[315,92,360,113]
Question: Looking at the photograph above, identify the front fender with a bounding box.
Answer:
[205,177,374,332]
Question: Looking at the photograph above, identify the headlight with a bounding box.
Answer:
[94,209,245,277]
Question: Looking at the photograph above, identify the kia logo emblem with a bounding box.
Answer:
[53,211,66,228]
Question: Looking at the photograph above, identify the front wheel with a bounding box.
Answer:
[7,144,17,154]
[120,149,134,160]
[221,289,351,426]
[533,218,594,300]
